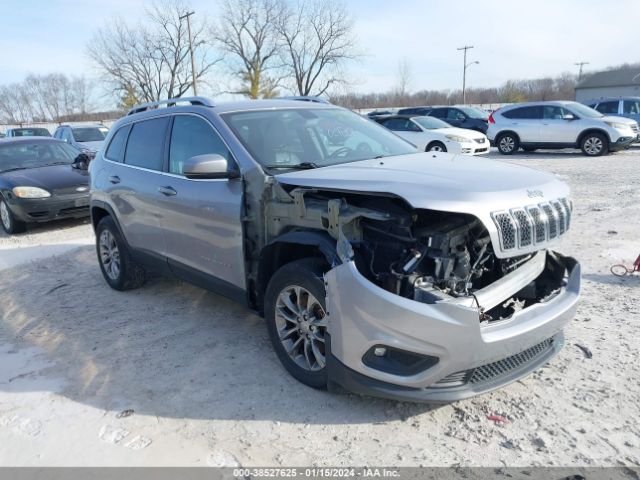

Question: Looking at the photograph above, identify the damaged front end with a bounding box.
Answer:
[264,185,580,402]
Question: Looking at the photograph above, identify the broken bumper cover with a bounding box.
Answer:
[324,253,580,403]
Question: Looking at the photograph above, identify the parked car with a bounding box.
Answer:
[375,115,489,155]
[0,138,90,234]
[6,127,51,138]
[53,124,109,157]
[488,101,638,156]
[585,97,640,131]
[90,96,579,403]
[367,110,395,118]
[397,106,490,133]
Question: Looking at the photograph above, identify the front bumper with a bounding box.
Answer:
[8,194,90,223]
[324,253,580,403]
[448,140,490,156]
[610,134,636,151]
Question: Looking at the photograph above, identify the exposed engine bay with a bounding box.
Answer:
[264,189,568,322]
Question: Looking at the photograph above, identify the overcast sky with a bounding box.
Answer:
[1,0,638,105]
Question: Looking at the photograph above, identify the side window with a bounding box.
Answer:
[430,108,447,119]
[595,101,619,114]
[124,117,170,171]
[543,106,565,119]
[503,106,542,119]
[382,118,418,132]
[169,115,232,175]
[447,109,465,121]
[104,125,131,162]
[623,100,640,114]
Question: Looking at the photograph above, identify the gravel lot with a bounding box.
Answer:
[0,148,638,467]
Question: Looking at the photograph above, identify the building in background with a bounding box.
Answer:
[575,66,640,102]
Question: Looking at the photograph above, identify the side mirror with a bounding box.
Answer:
[182,153,239,179]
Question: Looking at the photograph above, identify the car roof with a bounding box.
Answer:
[373,114,418,121]
[0,137,65,145]
[500,100,578,110]
[588,96,640,102]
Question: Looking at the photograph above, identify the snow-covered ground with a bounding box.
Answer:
[0,148,638,467]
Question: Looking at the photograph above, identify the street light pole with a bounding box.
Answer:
[575,61,589,80]
[180,10,198,96]
[457,45,474,104]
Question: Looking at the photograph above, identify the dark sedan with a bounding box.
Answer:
[0,138,90,234]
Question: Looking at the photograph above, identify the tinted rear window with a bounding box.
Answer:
[502,106,543,119]
[124,118,170,171]
[105,125,131,162]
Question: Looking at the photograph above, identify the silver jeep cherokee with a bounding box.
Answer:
[90,97,580,402]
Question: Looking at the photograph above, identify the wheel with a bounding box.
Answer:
[522,146,537,152]
[0,198,26,234]
[96,216,146,290]
[610,264,629,277]
[426,141,447,152]
[580,132,608,156]
[264,258,329,389]
[496,133,519,155]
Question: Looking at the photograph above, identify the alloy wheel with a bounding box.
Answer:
[499,136,515,153]
[0,201,10,231]
[584,137,603,155]
[99,229,121,280]
[274,285,327,371]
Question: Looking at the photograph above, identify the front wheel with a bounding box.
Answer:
[496,133,519,155]
[426,141,447,152]
[581,132,608,156]
[0,198,26,234]
[264,258,329,389]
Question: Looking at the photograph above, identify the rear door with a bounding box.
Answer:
[539,105,581,143]
[501,106,542,143]
[106,117,170,256]
[158,114,246,291]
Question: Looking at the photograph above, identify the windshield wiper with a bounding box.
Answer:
[265,162,319,170]
[43,161,71,167]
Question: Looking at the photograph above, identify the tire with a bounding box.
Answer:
[580,132,608,156]
[426,141,447,152]
[95,216,146,291]
[0,198,26,234]
[264,258,329,389]
[522,146,537,152]
[496,132,519,155]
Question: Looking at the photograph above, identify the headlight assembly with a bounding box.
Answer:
[12,186,51,198]
[605,121,631,130]
[445,134,469,142]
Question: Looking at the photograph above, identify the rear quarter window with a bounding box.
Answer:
[104,125,131,162]
[502,106,543,119]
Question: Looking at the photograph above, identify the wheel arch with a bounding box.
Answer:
[496,130,521,142]
[577,128,611,146]
[256,230,337,313]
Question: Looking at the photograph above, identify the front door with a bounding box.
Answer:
[539,105,582,144]
[157,114,246,291]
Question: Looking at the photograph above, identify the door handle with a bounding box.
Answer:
[108,175,120,184]
[158,186,177,197]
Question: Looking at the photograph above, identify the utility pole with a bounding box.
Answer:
[457,45,477,104]
[575,62,589,80]
[180,10,198,96]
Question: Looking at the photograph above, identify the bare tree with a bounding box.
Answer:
[277,0,358,96]
[87,0,219,105]
[213,0,286,99]
[394,58,412,99]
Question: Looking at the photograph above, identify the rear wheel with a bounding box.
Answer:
[581,132,608,156]
[496,133,519,155]
[96,216,146,290]
[264,258,329,389]
[426,141,447,152]
[0,198,26,234]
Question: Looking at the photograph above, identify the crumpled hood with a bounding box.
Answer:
[275,152,569,213]
[276,152,571,258]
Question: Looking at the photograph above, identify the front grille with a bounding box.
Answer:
[433,338,554,388]
[493,197,571,252]
[53,185,89,196]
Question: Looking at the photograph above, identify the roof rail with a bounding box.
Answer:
[127,96,214,116]
[278,96,330,104]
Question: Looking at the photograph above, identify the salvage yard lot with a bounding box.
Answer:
[0,148,638,467]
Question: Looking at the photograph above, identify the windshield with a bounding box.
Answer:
[412,116,451,130]
[565,102,604,119]
[458,107,489,120]
[73,127,108,142]
[222,108,417,170]
[12,128,51,137]
[0,141,81,172]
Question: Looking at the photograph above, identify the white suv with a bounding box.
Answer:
[487,101,638,156]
